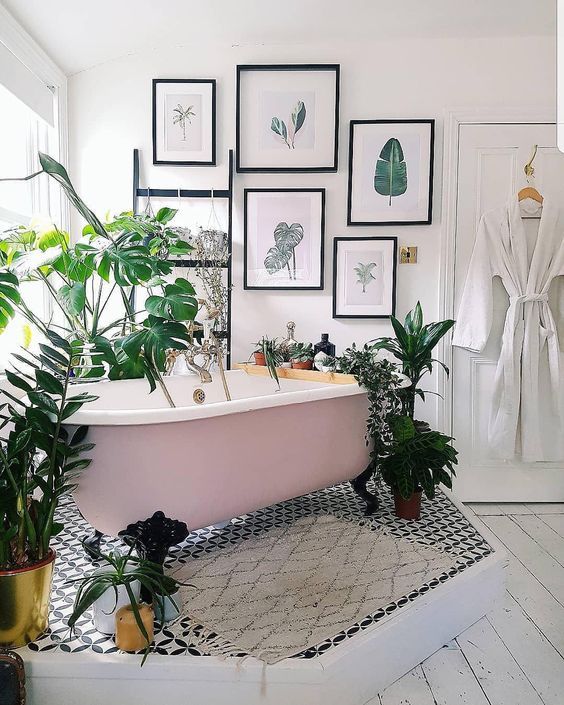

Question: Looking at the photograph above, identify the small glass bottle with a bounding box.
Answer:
[280,321,297,351]
[314,333,335,357]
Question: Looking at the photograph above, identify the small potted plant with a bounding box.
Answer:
[290,342,314,370]
[372,302,456,519]
[0,333,96,648]
[252,337,268,366]
[68,547,187,662]
[380,416,458,519]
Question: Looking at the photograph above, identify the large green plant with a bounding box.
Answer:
[0,153,198,397]
[0,333,96,569]
[379,416,458,500]
[372,302,455,418]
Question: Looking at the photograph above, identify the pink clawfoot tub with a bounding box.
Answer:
[69,371,370,537]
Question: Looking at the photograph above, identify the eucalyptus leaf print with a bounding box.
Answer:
[264,222,304,279]
[354,261,377,293]
[172,104,196,141]
[374,137,407,205]
[271,100,307,149]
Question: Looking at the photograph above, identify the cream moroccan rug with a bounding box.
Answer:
[172,515,454,663]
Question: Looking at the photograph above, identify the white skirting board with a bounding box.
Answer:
[23,501,507,705]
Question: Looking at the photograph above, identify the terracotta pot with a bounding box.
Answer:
[115,603,154,651]
[0,549,56,648]
[291,360,313,370]
[254,352,266,366]
[393,489,423,520]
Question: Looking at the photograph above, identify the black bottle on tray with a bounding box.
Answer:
[314,333,335,358]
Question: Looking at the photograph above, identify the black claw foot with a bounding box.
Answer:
[83,530,103,560]
[350,465,379,516]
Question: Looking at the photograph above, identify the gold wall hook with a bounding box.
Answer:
[524,144,538,181]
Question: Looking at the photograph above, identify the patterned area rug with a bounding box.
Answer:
[172,514,454,663]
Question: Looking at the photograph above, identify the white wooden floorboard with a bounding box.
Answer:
[541,513,564,540]
[456,615,544,705]
[525,503,564,515]
[366,666,435,705]
[513,514,564,567]
[487,594,564,705]
[500,504,536,516]
[482,515,564,607]
[420,642,490,704]
[467,503,505,516]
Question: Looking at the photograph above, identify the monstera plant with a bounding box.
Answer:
[264,222,304,280]
[0,153,198,401]
[374,137,407,206]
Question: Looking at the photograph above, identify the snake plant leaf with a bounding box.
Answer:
[264,245,292,275]
[145,278,198,321]
[374,138,408,205]
[271,117,288,141]
[291,101,306,134]
[273,222,304,253]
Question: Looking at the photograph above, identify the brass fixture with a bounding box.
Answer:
[400,246,418,264]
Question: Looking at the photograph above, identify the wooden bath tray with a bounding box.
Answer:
[234,363,357,385]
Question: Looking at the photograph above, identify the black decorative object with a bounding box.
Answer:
[314,333,335,358]
[119,512,189,567]
[0,650,26,705]
[350,466,379,516]
[83,530,103,560]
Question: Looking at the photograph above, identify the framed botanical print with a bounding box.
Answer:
[236,65,340,173]
[347,120,434,225]
[244,188,325,290]
[152,79,216,165]
[333,236,397,318]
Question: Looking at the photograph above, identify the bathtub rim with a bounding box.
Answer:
[65,371,366,426]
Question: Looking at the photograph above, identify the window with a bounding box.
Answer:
[0,83,55,369]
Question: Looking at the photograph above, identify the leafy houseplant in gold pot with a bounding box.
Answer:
[372,302,456,519]
[0,334,96,647]
[290,342,314,370]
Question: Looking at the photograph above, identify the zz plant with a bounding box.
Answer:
[0,332,96,569]
[0,153,198,400]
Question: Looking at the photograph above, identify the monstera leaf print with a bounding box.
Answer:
[271,101,307,149]
[374,138,407,206]
[263,222,304,280]
[354,261,377,293]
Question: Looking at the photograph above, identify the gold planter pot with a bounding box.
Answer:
[0,549,56,648]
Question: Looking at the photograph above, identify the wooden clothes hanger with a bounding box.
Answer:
[517,145,544,206]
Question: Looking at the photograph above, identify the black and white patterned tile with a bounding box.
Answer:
[25,482,492,660]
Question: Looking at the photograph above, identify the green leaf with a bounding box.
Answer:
[35,369,65,396]
[59,283,86,316]
[374,137,408,204]
[274,222,304,253]
[5,369,33,393]
[156,207,177,224]
[271,117,288,141]
[39,344,69,367]
[37,229,69,251]
[145,278,197,321]
[264,245,291,275]
[120,315,190,370]
[291,100,306,134]
[28,390,59,415]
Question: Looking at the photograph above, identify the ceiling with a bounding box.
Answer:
[2,0,555,76]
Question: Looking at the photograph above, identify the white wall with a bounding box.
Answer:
[68,35,555,422]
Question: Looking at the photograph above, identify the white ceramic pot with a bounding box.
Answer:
[154,590,182,624]
[91,572,141,635]
[281,362,292,368]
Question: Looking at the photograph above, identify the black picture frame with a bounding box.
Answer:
[236,64,340,173]
[152,78,216,166]
[347,119,434,226]
[244,188,326,290]
[332,236,397,319]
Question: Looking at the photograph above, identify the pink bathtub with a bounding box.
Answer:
[69,371,369,536]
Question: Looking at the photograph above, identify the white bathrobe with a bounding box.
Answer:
[452,196,564,462]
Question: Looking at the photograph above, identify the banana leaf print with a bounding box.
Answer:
[374,137,407,206]
[354,261,377,293]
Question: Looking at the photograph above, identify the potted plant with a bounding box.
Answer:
[0,334,96,648]
[68,546,187,662]
[372,302,456,519]
[0,152,199,407]
[380,416,458,519]
[252,336,283,387]
[290,342,314,370]
[252,337,268,366]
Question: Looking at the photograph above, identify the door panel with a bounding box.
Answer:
[452,123,564,501]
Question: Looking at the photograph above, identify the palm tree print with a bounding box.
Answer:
[354,261,377,293]
[172,104,196,141]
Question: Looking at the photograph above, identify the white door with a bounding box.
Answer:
[452,122,564,501]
